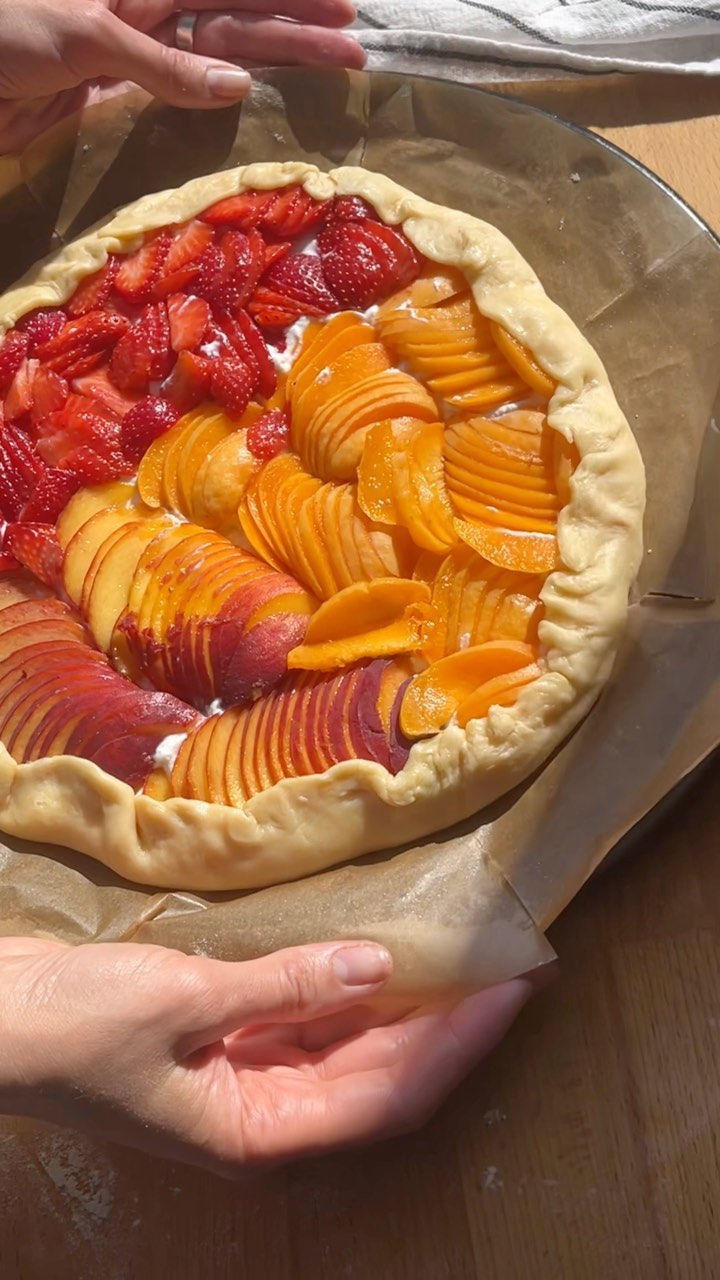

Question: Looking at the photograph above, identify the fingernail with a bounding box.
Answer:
[332,944,392,987]
[206,66,251,99]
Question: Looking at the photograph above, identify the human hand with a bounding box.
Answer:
[0,0,364,151]
[0,936,534,1177]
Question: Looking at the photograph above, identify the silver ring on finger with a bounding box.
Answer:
[175,12,199,54]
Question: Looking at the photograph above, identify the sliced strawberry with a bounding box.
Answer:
[0,331,29,393]
[229,310,276,398]
[256,253,338,314]
[167,294,211,353]
[190,243,226,301]
[359,219,421,287]
[201,191,277,230]
[153,222,216,300]
[120,396,181,463]
[263,241,292,271]
[110,303,173,393]
[19,308,67,353]
[5,358,39,422]
[115,232,172,304]
[36,394,122,468]
[0,426,44,519]
[199,230,265,313]
[3,423,45,489]
[246,409,290,460]
[0,552,20,573]
[68,257,120,317]
[161,351,212,414]
[249,301,302,329]
[72,366,141,417]
[261,188,330,237]
[325,195,378,225]
[20,468,81,523]
[59,445,130,485]
[211,359,255,420]
[5,522,62,588]
[35,311,130,377]
[30,367,69,429]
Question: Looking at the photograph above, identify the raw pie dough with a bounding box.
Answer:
[0,163,646,890]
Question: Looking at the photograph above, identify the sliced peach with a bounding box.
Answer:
[56,481,135,550]
[191,429,260,534]
[182,717,217,801]
[287,314,375,405]
[143,767,173,801]
[62,506,139,606]
[456,517,559,577]
[490,323,555,398]
[85,517,167,651]
[238,480,289,574]
[137,423,181,508]
[357,419,417,526]
[205,710,240,804]
[399,640,536,737]
[175,410,235,518]
[456,663,542,727]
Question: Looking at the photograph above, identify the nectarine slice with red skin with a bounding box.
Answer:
[181,716,216,801]
[85,518,169,652]
[204,710,239,804]
[65,687,165,759]
[347,660,398,771]
[0,615,88,660]
[219,611,309,707]
[455,663,542,728]
[0,658,113,757]
[399,640,537,737]
[91,720,195,791]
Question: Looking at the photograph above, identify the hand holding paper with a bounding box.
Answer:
[0,936,533,1174]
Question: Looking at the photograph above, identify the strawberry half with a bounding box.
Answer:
[201,230,266,313]
[263,241,292,271]
[262,188,330,237]
[59,444,130,485]
[20,468,81,523]
[258,253,338,314]
[68,257,120,317]
[4,522,63,589]
[5,358,40,423]
[120,396,181,463]
[30,367,69,429]
[0,331,29,394]
[110,303,173,392]
[211,359,256,420]
[201,191,277,230]
[72,367,141,418]
[115,232,172,304]
[0,424,45,518]
[167,294,211,353]
[246,409,290,460]
[35,311,130,378]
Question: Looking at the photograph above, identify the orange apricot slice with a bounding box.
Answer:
[455,518,559,574]
[288,578,433,670]
[489,323,555,398]
[456,663,542,727]
[399,640,536,737]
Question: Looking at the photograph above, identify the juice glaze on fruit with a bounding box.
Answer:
[0,184,576,805]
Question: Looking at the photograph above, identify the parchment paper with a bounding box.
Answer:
[0,69,718,995]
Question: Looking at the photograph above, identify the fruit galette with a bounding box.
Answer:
[0,162,645,890]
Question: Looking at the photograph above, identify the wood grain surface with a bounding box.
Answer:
[2,72,720,1280]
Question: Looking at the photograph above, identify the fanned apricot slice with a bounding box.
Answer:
[400,640,536,737]
[191,429,260,535]
[358,419,457,555]
[287,578,432,670]
[455,518,559,574]
[490,323,555,398]
[456,663,542,728]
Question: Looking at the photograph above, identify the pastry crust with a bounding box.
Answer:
[0,162,645,890]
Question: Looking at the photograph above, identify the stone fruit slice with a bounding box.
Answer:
[358,418,457,554]
[377,288,529,412]
[399,640,537,737]
[455,663,542,728]
[287,577,433,671]
[162,657,412,804]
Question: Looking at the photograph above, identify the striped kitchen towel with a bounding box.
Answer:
[353,0,720,78]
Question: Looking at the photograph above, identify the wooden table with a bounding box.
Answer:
[3,73,720,1280]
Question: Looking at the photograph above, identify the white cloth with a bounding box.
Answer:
[353,0,720,77]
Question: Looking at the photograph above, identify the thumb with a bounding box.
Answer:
[82,10,251,108]
[174,942,394,1056]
